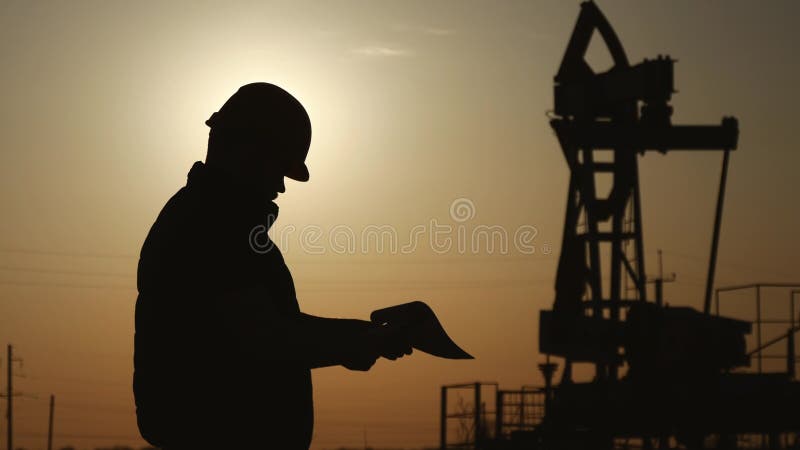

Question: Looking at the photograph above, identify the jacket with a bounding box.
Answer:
[134,161,313,449]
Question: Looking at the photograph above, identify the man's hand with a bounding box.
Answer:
[340,322,412,371]
[369,323,413,361]
[340,319,380,371]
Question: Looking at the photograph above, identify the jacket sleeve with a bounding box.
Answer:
[218,286,376,369]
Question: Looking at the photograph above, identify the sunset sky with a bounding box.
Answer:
[1,1,799,449]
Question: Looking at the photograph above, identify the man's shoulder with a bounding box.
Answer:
[137,185,225,292]
[147,187,192,235]
[140,186,212,258]
[140,181,256,266]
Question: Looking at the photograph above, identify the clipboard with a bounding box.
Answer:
[370,301,473,360]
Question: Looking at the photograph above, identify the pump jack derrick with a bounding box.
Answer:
[532,2,800,449]
[438,3,800,449]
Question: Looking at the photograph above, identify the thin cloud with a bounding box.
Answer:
[352,46,413,57]
[423,27,455,36]
[391,23,456,37]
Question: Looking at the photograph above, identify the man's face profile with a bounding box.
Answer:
[236,133,294,202]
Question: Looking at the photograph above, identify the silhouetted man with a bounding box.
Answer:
[134,83,411,449]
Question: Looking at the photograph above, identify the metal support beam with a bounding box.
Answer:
[704,149,731,314]
[552,120,739,151]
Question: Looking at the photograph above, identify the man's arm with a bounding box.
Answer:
[296,313,379,370]
[219,287,410,371]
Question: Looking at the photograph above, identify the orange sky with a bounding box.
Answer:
[1,1,799,449]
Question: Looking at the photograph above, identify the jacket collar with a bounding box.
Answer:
[186,161,280,225]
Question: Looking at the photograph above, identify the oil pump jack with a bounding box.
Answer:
[534,2,800,449]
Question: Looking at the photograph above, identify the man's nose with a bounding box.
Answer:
[278,177,286,193]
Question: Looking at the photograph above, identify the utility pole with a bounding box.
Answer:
[1,345,23,450]
[5,345,7,450]
[47,394,55,450]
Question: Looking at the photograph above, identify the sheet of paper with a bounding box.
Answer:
[370,301,473,360]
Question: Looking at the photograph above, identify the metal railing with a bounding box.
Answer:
[715,283,800,376]
[440,382,498,450]
[494,388,546,441]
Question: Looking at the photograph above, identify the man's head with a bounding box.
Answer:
[205,83,311,201]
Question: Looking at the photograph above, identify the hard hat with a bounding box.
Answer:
[206,82,311,182]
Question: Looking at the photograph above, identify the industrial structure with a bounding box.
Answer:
[440,2,800,449]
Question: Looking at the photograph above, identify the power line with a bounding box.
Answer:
[0,247,136,259]
[298,278,552,287]
[25,374,129,388]
[285,254,555,265]
[16,394,134,412]
[654,249,798,279]
[0,280,134,290]
[0,246,556,264]
[55,402,132,415]
[296,281,547,293]
[0,265,132,278]
[0,276,547,292]
[15,431,144,441]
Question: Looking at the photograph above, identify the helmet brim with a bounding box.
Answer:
[286,162,309,182]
